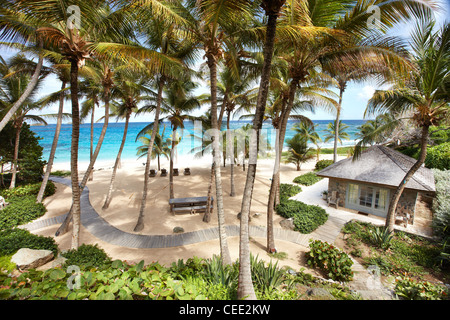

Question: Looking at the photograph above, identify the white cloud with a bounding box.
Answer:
[357,86,376,100]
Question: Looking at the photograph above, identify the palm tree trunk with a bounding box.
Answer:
[55,85,111,237]
[37,81,66,203]
[9,121,22,189]
[237,2,283,300]
[103,111,130,209]
[266,82,297,252]
[89,104,95,181]
[0,41,44,133]
[227,111,235,197]
[169,126,177,200]
[207,54,232,265]
[334,87,344,163]
[385,124,430,233]
[134,77,164,232]
[69,59,81,250]
[203,161,215,223]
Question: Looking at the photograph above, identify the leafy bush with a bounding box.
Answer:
[306,239,354,282]
[315,159,334,171]
[279,183,302,202]
[425,142,450,170]
[432,169,450,267]
[276,200,328,233]
[293,172,323,186]
[394,277,448,300]
[0,122,46,185]
[62,244,112,270]
[0,228,58,256]
[0,195,47,230]
[0,181,56,200]
[0,260,208,300]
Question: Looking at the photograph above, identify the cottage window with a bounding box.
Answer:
[346,183,390,217]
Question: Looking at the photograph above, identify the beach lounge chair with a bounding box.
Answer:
[149,169,157,177]
[327,191,340,209]
[161,169,167,177]
[184,168,191,176]
[173,168,179,176]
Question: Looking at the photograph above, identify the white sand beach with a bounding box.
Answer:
[34,154,346,271]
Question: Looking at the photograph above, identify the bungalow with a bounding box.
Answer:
[316,145,436,226]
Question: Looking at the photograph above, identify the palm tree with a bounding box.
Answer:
[284,133,314,171]
[139,79,204,200]
[236,0,288,300]
[0,2,44,133]
[102,71,154,210]
[181,0,256,268]
[133,10,194,233]
[0,54,48,189]
[293,122,322,161]
[36,59,71,203]
[324,120,350,146]
[136,125,171,171]
[363,16,450,234]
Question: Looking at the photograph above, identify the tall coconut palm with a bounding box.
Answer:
[236,0,288,301]
[324,120,350,146]
[36,60,71,203]
[138,79,205,200]
[19,0,176,248]
[136,125,171,171]
[364,16,450,234]
[132,10,194,233]
[180,0,256,267]
[0,2,44,133]
[102,71,154,209]
[0,54,48,188]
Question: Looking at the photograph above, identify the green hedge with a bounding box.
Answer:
[0,228,58,256]
[0,195,47,230]
[293,172,323,186]
[276,200,328,233]
[0,181,56,200]
[279,184,302,203]
[62,244,112,270]
[315,159,334,171]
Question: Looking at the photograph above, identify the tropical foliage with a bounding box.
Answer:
[0,0,447,301]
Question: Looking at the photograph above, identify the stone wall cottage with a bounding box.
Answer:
[316,145,436,226]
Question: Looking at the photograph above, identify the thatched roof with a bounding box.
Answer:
[317,145,435,192]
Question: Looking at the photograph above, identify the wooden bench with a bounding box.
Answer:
[169,196,214,215]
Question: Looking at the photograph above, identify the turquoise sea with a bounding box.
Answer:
[30,120,366,164]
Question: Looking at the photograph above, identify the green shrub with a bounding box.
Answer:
[315,159,334,171]
[0,195,47,230]
[279,183,302,202]
[250,254,286,294]
[394,276,448,300]
[425,142,450,170]
[306,239,354,282]
[276,200,328,233]
[0,181,56,200]
[62,244,112,270]
[0,228,58,256]
[293,172,323,186]
[431,169,450,267]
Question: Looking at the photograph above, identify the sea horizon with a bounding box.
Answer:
[30,119,367,164]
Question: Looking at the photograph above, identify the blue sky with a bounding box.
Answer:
[1,1,448,123]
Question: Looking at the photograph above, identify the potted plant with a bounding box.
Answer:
[322,190,328,200]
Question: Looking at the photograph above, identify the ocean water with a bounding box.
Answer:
[30,119,366,164]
